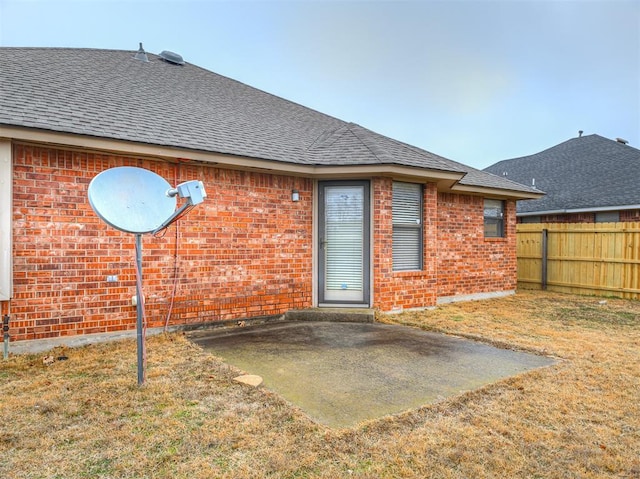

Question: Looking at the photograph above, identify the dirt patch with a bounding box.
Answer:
[1,291,639,478]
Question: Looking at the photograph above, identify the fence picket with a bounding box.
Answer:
[516,222,640,299]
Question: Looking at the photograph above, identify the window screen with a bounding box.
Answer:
[393,182,423,271]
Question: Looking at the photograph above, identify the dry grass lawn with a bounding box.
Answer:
[1,291,639,478]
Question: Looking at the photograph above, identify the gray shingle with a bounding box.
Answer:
[484,135,640,214]
[1,47,536,195]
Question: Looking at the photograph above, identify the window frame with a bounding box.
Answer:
[484,198,505,238]
[392,181,423,271]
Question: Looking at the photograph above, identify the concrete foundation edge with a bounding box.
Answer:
[436,290,516,305]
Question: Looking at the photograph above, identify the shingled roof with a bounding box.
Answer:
[484,134,640,215]
[0,46,537,197]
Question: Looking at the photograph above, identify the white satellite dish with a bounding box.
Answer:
[88,166,177,234]
[88,166,206,385]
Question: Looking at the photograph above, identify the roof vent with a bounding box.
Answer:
[133,42,149,63]
[158,50,185,66]
[616,137,629,145]
[578,130,583,137]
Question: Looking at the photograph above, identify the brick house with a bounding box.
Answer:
[0,46,540,342]
[484,133,640,223]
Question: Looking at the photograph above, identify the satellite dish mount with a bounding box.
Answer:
[88,167,206,385]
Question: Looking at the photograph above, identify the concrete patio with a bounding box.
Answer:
[189,321,555,428]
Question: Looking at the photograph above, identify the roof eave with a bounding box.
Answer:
[452,183,545,201]
[1,125,463,177]
[306,164,465,184]
[4,126,526,194]
[518,204,640,217]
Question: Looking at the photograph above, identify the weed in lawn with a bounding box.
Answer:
[82,458,113,477]
[552,301,639,329]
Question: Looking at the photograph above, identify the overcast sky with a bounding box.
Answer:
[1,0,638,169]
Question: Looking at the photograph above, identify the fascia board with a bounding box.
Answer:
[4,125,538,198]
[518,204,640,216]
[451,183,545,201]
[1,126,465,180]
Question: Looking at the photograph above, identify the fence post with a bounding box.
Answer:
[541,228,548,290]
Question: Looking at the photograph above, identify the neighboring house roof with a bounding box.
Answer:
[0,46,538,198]
[484,134,640,215]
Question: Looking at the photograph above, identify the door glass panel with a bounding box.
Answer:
[324,186,364,301]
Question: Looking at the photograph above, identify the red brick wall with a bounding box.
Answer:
[371,182,517,312]
[8,144,520,340]
[522,212,596,223]
[436,193,517,299]
[372,178,438,312]
[10,144,313,341]
[621,210,640,221]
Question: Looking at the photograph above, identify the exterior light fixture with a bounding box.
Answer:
[292,189,300,202]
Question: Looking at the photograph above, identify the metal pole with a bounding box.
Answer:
[2,315,9,360]
[135,234,146,386]
[541,228,548,290]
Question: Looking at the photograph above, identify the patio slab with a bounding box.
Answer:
[189,321,555,428]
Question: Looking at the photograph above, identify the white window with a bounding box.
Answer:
[392,182,423,271]
[484,199,505,238]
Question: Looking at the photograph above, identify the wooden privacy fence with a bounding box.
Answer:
[516,222,640,300]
